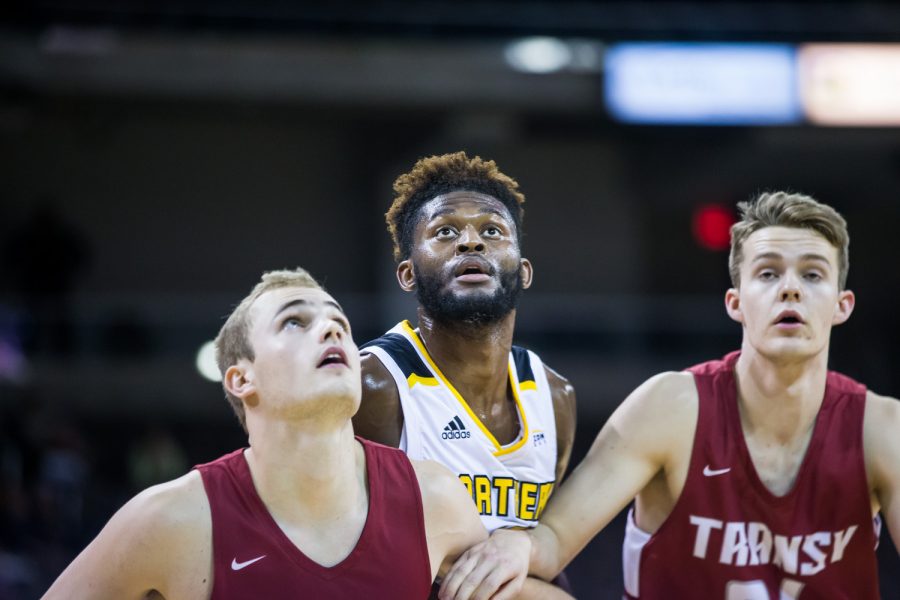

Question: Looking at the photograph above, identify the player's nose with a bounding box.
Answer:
[779,271,802,302]
[456,225,485,253]
[318,318,345,342]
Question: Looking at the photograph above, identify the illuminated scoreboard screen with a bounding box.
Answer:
[604,42,900,127]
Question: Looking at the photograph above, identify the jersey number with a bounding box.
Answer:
[725,579,804,600]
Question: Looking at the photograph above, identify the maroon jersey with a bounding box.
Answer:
[623,351,880,599]
[196,437,432,599]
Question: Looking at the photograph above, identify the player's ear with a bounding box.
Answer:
[832,288,855,326]
[724,288,743,324]
[224,361,257,405]
[520,258,533,290]
[397,259,416,292]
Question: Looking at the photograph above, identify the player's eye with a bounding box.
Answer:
[334,316,351,333]
[282,316,307,330]
[436,226,457,239]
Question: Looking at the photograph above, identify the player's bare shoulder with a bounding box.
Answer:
[863,390,900,452]
[119,471,213,592]
[862,390,900,499]
[139,469,212,539]
[544,365,576,422]
[611,370,699,459]
[355,352,403,446]
[410,459,472,522]
[360,352,399,397]
[619,369,696,412]
[544,364,577,480]
[863,389,900,421]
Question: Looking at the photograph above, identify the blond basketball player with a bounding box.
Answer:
[43,269,487,599]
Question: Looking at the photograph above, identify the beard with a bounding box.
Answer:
[414,261,523,328]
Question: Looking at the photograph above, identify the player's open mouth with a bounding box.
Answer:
[454,258,493,282]
[317,347,348,368]
[773,310,805,327]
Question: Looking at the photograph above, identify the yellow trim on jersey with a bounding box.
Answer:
[407,373,439,388]
[401,320,529,457]
[502,361,530,456]
[519,380,537,392]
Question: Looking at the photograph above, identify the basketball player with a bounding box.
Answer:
[353,152,576,597]
[43,268,487,599]
[441,192,900,599]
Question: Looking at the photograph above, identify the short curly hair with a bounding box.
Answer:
[386,151,526,261]
[729,191,849,289]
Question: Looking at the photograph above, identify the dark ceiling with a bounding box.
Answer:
[9,1,900,41]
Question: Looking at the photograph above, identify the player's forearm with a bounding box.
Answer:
[527,523,566,581]
[517,576,574,599]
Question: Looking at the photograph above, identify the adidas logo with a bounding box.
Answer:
[441,416,471,440]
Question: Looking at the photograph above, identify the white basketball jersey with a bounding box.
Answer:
[361,321,558,531]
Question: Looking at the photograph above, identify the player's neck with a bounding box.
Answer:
[245,420,366,520]
[416,308,516,410]
[734,344,829,443]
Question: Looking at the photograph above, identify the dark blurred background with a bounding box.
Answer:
[1,1,898,597]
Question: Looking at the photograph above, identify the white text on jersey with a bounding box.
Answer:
[689,515,858,576]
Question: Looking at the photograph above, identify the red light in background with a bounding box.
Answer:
[692,203,735,251]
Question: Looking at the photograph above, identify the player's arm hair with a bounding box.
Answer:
[528,371,697,580]
[412,459,488,582]
[42,471,211,600]
[864,390,900,550]
[545,366,577,483]
[354,353,404,447]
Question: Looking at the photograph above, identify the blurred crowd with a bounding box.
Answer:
[0,380,188,599]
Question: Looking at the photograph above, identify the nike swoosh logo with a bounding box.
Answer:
[231,555,266,571]
[703,465,731,477]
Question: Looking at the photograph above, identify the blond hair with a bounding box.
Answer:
[214,268,322,431]
[729,191,849,289]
